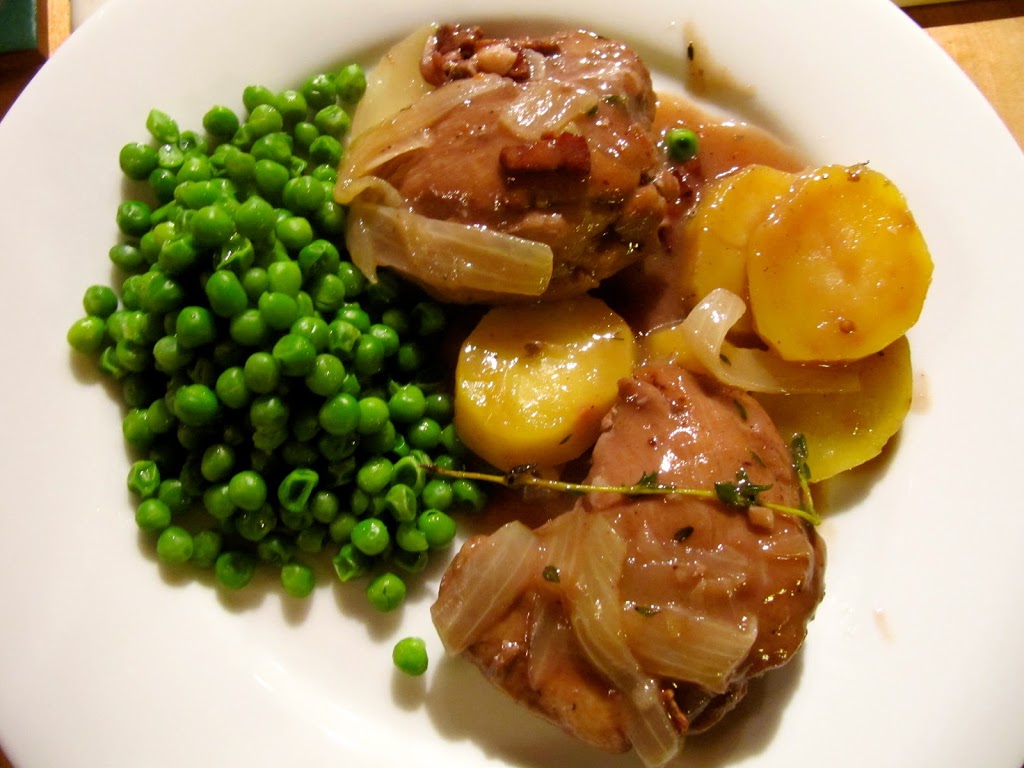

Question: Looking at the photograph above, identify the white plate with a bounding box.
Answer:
[1,0,1022,766]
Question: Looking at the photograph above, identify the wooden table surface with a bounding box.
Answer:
[0,1,1021,766]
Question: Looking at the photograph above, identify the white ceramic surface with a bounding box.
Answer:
[1,0,1022,766]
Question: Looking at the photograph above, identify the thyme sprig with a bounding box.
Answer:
[425,464,822,526]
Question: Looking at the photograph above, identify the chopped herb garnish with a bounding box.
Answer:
[719,352,731,365]
[558,434,573,445]
[790,433,817,519]
[733,398,748,421]
[674,525,695,542]
[687,42,695,61]
[633,604,660,616]
[542,565,561,583]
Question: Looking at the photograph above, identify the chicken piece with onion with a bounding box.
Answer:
[337,24,672,303]
[432,366,825,766]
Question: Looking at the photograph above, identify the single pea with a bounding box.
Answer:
[152,335,193,372]
[176,154,213,183]
[241,267,270,302]
[224,148,257,185]
[326,319,361,359]
[296,525,326,554]
[127,459,161,498]
[173,384,220,426]
[280,562,315,598]
[157,478,191,516]
[310,490,340,524]
[391,549,428,574]
[275,216,313,252]
[257,291,299,330]
[395,521,429,553]
[350,518,389,557]
[353,334,386,377]
[116,200,152,237]
[452,479,487,512]
[274,89,307,125]
[146,108,179,144]
[243,351,281,393]
[664,126,699,163]
[293,120,320,150]
[391,455,426,493]
[204,270,248,318]
[290,315,329,350]
[297,239,340,277]
[246,103,284,138]
[424,392,454,423]
[257,533,295,564]
[311,274,346,314]
[417,509,457,548]
[146,398,175,434]
[109,242,146,272]
[332,542,369,582]
[203,105,240,139]
[316,201,345,236]
[313,104,351,138]
[318,392,360,436]
[203,483,236,521]
[282,176,326,213]
[301,73,337,110]
[392,637,428,676]
[357,396,390,435]
[156,526,194,564]
[267,259,303,297]
[271,333,316,377]
[200,443,235,482]
[366,571,406,612]
[215,551,257,589]
[225,470,266,512]
[136,498,172,532]
[190,204,235,248]
[303,353,344,397]
[278,467,319,513]
[148,167,178,203]
[216,366,251,409]
[310,163,338,184]
[384,483,418,523]
[119,142,159,180]
[229,308,269,347]
[236,504,277,543]
[175,306,216,348]
[308,135,341,166]
[336,63,367,103]
[407,417,442,450]
[356,456,393,495]
[66,316,106,355]
[190,530,223,568]
[337,303,371,332]
[234,195,276,242]
[156,142,185,170]
[388,384,426,424]
[421,478,453,511]
[242,84,274,112]
[253,159,289,200]
[251,132,292,165]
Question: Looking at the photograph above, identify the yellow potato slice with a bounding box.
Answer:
[679,164,795,341]
[747,164,932,362]
[454,296,635,470]
[753,335,913,482]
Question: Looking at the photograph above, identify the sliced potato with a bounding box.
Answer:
[753,335,913,482]
[678,165,795,341]
[747,164,932,362]
[454,296,635,470]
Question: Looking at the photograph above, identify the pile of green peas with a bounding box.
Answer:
[67,63,486,610]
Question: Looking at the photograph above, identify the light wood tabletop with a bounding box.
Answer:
[0,1,1020,766]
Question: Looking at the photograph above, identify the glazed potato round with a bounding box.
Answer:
[678,164,794,342]
[454,296,635,470]
[753,335,913,481]
[747,165,932,362]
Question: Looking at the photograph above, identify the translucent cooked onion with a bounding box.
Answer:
[346,200,553,301]
[564,514,681,767]
[649,288,861,394]
[500,51,597,141]
[339,74,513,186]
[431,521,540,653]
[348,24,437,141]
[623,606,756,694]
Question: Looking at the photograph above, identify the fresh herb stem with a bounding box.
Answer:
[424,465,822,526]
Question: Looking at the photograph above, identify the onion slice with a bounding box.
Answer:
[647,288,860,394]
[563,513,681,767]
[431,521,541,654]
[346,200,553,301]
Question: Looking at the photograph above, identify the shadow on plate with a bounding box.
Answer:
[419,644,804,767]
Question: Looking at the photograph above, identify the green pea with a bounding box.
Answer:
[452,479,487,512]
[203,484,235,520]
[136,498,172,532]
[301,73,337,110]
[336,63,367,103]
[227,470,267,512]
[319,392,360,436]
[234,195,276,242]
[190,204,235,247]
[116,200,152,237]
[200,443,235,482]
[67,316,106,355]
[282,176,326,213]
[243,351,280,393]
[242,84,274,112]
[281,562,315,598]
[272,333,316,376]
[203,105,240,139]
[305,353,345,397]
[353,334,386,377]
[392,636,428,676]
[274,89,307,125]
[109,242,146,272]
[366,571,405,612]
[277,468,319,513]
[246,103,283,138]
[356,456,393,495]
[313,104,351,138]
[173,384,220,426]
[119,142,159,180]
[275,216,313,252]
[215,551,256,589]
[156,526,194,564]
[332,542,369,582]
[308,135,341,166]
[229,308,269,347]
[190,530,223,567]
[127,459,161,499]
[258,291,299,330]
[417,509,457,548]
[146,108,179,144]
[421,479,453,511]
[205,270,248,317]
[665,126,699,163]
